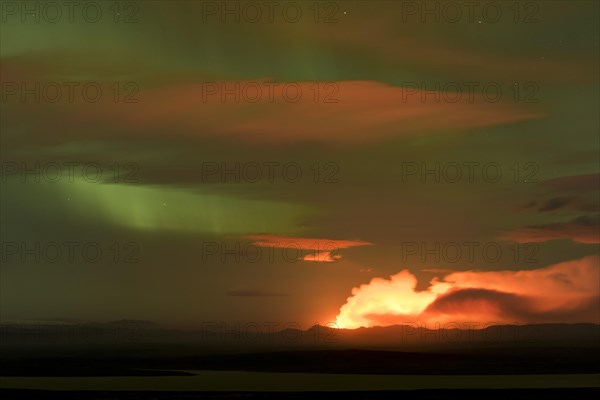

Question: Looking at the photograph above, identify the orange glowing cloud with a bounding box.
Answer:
[303,251,341,263]
[246,234,372,263]
[336,255,600,329]
[107,80,544,143]
[1,61,545,145]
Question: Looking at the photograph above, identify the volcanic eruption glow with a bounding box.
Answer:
[335,255,600,329]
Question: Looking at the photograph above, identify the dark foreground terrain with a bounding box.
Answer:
[2,347,600,376]
[2,388,600,400]
[1,324,598,396]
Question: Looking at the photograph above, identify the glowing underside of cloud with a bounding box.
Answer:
[2,76,544,144]
[246,234,371,263]
[335,255,600,329]
[120,80,544,143]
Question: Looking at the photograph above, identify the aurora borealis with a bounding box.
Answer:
[1,1,599,330]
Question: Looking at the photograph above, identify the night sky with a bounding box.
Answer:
[1,1,598,330]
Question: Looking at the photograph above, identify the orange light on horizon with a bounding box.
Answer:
[334,255,600,329]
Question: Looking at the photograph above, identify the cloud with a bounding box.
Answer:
[508,174,599,242]
[303,251,341,263]
[541,174,600,192]
[526,197,597,213]
[246,234,372,250]
[1,53,545,145]
[516,174,599,213]
[335,255,600,328]
[336,270,438,328]
[245,234,372,263]
[500,215,600,244]
[537,197,574,212]
[422,288,600,324]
